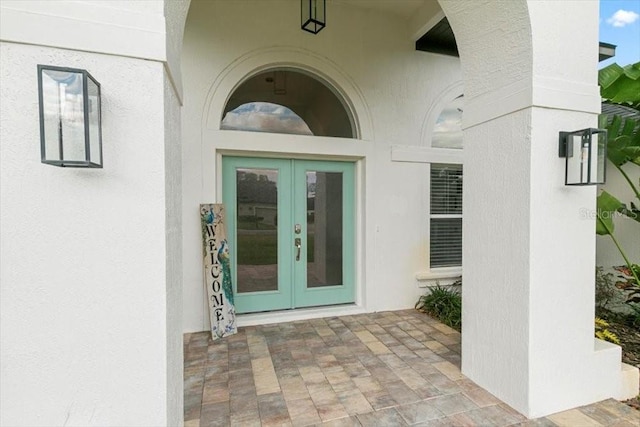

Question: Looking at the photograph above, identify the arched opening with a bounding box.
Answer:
[221,69,356,138]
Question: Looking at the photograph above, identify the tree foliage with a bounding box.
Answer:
[597,61,640,302]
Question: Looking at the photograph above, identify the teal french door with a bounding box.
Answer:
[222,157,355,314]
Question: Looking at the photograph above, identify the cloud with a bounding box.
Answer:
[221,102,313,135]
[607,9,639,27]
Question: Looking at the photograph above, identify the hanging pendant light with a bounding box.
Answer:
[301,0,326,34]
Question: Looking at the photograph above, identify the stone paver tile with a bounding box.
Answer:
[354,330,377,343]
[317,403,350,422]
[378,353,409,369]
[281,377,312,402]
[382,380,421,405]
[608,420,640,427]
[200,401,230,427]
[428,392,478,416]
[463,404,527,426]
[376,334,401,347]
[432,323,458,335]
[337,389,374,415]
[547,408,604,427]
[433,360,463,381]
[432,333,460,346]
[292,348,314,361]
[315,415,362,426]
[441,412,478,427]
[425,371,462,394]
[229,391,259,414]
[342,361,370,378]
[258,392,291,426]
[184,419,200,427]
[625,412,640,424]
[299,365,326,384]
[353,376,383,393]
[365,341,392,355]
[369,366,400,383]
[394,367,428,391]
[184,400,201,422]
[424,340,448,354]
[307,380,337,397]
[356,407,408,426]
[414,349,445,364]
[202,383,230,404]
[230,410,261,427]
[514,418,559,426]
[461,385,502,407]
[389,345,419,361]
[325,368,351,386]
[287,397,322,426]
[362,390,397,411]
[357,354,386,370]
[396,399,446,424]
[594,399,639,420]
[413,384,443,400]
[331,379,358,394]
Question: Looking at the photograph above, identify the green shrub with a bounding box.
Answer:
[595,266,617,315]
[415,284,461,331]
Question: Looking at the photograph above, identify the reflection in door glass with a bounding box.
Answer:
[306,171,343,288]
[236,168,278,293]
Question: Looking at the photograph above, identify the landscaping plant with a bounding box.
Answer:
[596,61,640,306]
[415,281,462,331]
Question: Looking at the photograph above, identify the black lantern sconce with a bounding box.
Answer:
[301,0,326,34]
[37,65,103,168]
[558,128,607,185]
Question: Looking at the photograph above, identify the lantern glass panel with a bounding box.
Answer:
[301,0,325,34]
[41,69,86,163]
[563,128,606,185]
[595,131,606,184]
[565,133,585,185]
[87,76,102,166]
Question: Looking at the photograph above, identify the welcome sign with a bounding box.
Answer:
[200,204,237,340]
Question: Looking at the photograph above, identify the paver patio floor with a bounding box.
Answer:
[184,310,639,426]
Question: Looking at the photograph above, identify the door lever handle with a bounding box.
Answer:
[295,237,301,261]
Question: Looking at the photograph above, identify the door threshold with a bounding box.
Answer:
[236,304,366,327]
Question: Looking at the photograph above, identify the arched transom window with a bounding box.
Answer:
[221,69,355,138]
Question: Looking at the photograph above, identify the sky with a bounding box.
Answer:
[599,0,640,67]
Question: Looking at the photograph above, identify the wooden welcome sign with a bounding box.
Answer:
[200,204,237,340]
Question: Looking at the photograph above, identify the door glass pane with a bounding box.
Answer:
[236,168,278,293]
[306,171,343,287]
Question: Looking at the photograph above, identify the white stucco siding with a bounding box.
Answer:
[460,108,533,413]
[181,0,462,331]
[0,43,171,426]
[440,0,532,103]
[164,66,184,426]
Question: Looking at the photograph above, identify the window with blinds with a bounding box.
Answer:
[430,163,463,268]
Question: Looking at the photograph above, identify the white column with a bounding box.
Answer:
[440,0,637,418]
[0,1,184,425]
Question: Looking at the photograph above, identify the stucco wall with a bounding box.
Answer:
[181,0,462,331]
[0,42,175,426]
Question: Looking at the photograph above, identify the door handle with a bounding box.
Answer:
[295,237,301,261]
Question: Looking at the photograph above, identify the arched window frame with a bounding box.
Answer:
[219,68,357,139]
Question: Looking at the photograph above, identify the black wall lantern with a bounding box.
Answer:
[558,128,607,185]
[301,0,325,34]
[37,65,103,168]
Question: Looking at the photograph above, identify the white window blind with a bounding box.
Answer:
[430,163,463,268]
